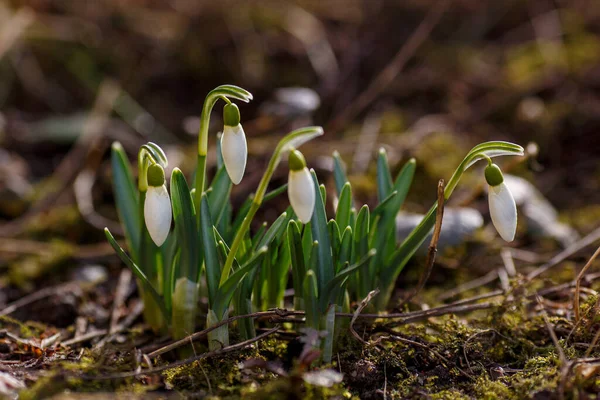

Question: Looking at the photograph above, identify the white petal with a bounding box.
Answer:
[221,124,247,185]
[288,168,315,223]
[488,182,517,242]
[144,185,172,246]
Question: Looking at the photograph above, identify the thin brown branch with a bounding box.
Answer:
[401,179,445,306]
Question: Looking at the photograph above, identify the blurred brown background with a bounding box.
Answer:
[0,0,599,240]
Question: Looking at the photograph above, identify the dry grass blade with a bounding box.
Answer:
[574,244,600,321]
[527,225,600,280]
[349,289,380,345]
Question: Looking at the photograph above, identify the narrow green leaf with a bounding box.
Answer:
[335,182,352,229]
[110,142,140,261]
[256,211,291,250]
[338,226,353,273]
[301,222,313,262]
[288,220,306,302]
[309,169,334,295]
[164,249,179,315]
[319,184,326,206]
[320,249,376,312]
[376,148,393,203]
[303,270,319,328]
[170,168,199,282]
[104,228,167,319]
[354,205,371,298]
[214,246,268,318]
[251,222,268,250]
[332,151,348,196]
[231,184,288,234]
[200,193,220,305]
[372,190,397,217]
[328,219,341,263]
[387,158,416,216]
[207,165,233,224]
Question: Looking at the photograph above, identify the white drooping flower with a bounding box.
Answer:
[144,164,172,246]
[221,103,247,185]
[288,149,315,224]
[485,163,517,242]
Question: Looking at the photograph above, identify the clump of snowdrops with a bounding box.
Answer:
[106,85,523,362]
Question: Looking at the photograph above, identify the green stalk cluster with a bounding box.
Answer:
[106,84,524,363]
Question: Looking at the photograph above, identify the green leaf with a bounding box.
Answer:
[332,151,348,195]
[338,226,353,273]
[213,246,268,318]
[110,142,140,261]
[251,222,268,250]
[376,148,393,203]
[288,220,306,302]
[353,205,370,259]
[335,182,353,229]
[354,205,371,298]
[164,249,180,315]
[309,170,334,295]
[387,158,416,216]
[379,141,524,309]
[256,211,291,250]
[303,270,319,328]
[207,165,233,224]
[199,193,220,305]
[328,219,341,263]
[372,190,398,217]
[301,222,313,262]
[104,228,167,320]
[321,249,376,311]
[319,184,326,205]
[232,184,288,234]
[170,168,199,282]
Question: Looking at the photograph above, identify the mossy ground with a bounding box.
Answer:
[7,269,600,399]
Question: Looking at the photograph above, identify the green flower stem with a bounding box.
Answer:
[377,141,524,310]
[218,126,324,287]
[193,85,252,214]
[218,164,273,286]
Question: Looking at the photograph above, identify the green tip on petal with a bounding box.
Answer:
[288,149,307,171]
[485,163,504,187]
[147,163,166,187]
[223,103,240,127]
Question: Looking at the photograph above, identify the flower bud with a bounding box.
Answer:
[144,170,172,246]
[288,150,314,223]
[486,164,517,242]
[221,104,247,185]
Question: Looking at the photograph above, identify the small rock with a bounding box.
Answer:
[396,207,484,252]
[72,264,108,284]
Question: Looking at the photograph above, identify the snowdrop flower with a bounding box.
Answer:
[144,163,172,246]
[221,103,247,185]
[485,163,517,242]
[288,149,315,223]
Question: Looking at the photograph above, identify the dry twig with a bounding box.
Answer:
[401,179,445,305]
